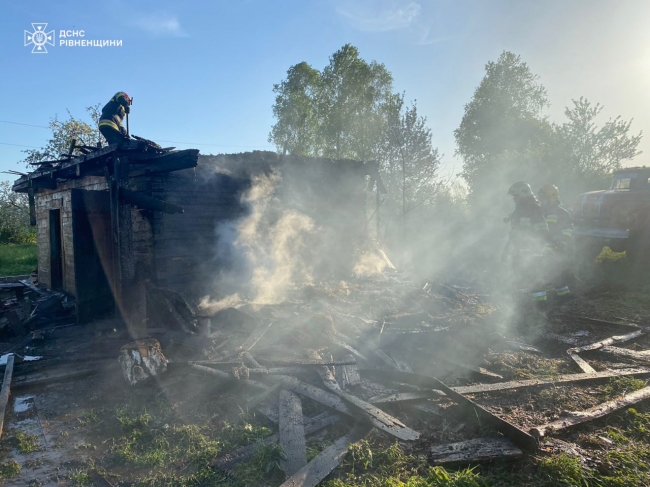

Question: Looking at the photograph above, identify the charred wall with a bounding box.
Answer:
[35,176,108,295]
[151,151,369,297]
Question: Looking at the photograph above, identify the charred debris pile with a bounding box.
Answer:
[118,271,650,484]
[2,267,650,484]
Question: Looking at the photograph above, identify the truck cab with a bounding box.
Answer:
[572,167,650,259]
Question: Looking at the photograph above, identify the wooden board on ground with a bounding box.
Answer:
[360,369,536,451]
[429,437,523,466]
[369,391,442,405]
[597,346,650,364]
[568,353,596,374]
[274,375,419,441]
[454,368,650,395]
[279,390,308,477]
[531,385,650,438]
[313,353,420,442]
[568,329,646,354]
[0,354,14,440]
[441,357,503,381]
[279,423,372,487]
[212,413,340,470]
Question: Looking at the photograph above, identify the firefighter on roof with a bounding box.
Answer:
[98,92,132,145]
[504,181,550,304]
[538,184,573,298]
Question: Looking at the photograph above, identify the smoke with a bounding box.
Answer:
[203,172,317,308]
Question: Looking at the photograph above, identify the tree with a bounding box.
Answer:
[553,97,643,193]
[269,62,322,156]
[269,44,395,162]
[0,181,34,244]
[318,44,394,161]
[381,94,442,223]
[455,51,551,205]
[21,105,103,167]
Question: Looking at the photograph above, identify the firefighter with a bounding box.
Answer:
[98,92,132,145]
[504,181,550,304]
[538,184,573,297]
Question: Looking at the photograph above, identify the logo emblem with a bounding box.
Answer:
[24,23,55,53]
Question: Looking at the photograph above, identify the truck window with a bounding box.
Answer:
[611,173,637,189]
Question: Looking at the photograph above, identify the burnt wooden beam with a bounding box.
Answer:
[454,367,650,395]
[119,188,184,214]
[369,391,442,405]
[531,385,650,439]
[429,437,523,466]
[279,423,372,487]
[279,390,308,476]
[0,355,15,440]
[568,352,596,374]
[360,369,537,451]
[568,329,647,355]
[189,363,268,391]
[129,149,199,177]
[212,412,340,470]
[309,351,419,442]
[28,188,36,226]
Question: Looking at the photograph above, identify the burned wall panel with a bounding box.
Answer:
[34,177,108,297]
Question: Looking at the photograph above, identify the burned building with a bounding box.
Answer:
[12,143,383,335]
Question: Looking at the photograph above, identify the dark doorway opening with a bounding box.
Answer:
[71,190,116,323]
[49,209,63,290]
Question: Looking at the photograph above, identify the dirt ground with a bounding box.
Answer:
[0,263,648,487]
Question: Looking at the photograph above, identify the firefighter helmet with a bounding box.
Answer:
[112,92,132,106]
[507,181,534,198]
[538,184,560,204]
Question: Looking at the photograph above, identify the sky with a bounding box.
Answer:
[1,0,649,183]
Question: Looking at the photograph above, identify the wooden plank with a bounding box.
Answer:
[411,401,444,417]
[568,329,646,354]
[342,354,361,386]
[454,368,650,395]
[190,364,268,391]
[273,375,354,418]
[360,369,537,451]
[369,391,442,405]
[531,385,650,438]
[0,355,15,440]
[212,413,340,470]
[279,423,372,487]
[128,149,199,177]
[568,353,597,374]
[597,346,650,364]
[279,390,308,476]
[429,437,523,466]
[441,358,504,381]
[313,360,420,442]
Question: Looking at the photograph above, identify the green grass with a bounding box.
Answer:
[0,460,21,479]
[0,243,37,276]
[13,431,41,454]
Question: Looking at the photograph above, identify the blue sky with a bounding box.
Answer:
[1,0,649,183]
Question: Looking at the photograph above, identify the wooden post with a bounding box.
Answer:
[0,355,15,440]
[28,188,36,226]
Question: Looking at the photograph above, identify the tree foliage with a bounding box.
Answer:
[270,44,442,227]
[0,181,34,244]
[456,51,643,208]
[21,105,103,167]
[554,97,643,191]
[382,94,442,218]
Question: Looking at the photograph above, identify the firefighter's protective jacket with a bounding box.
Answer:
[99,92,130,135]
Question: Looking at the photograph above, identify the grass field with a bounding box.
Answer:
[0,243,37,277]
